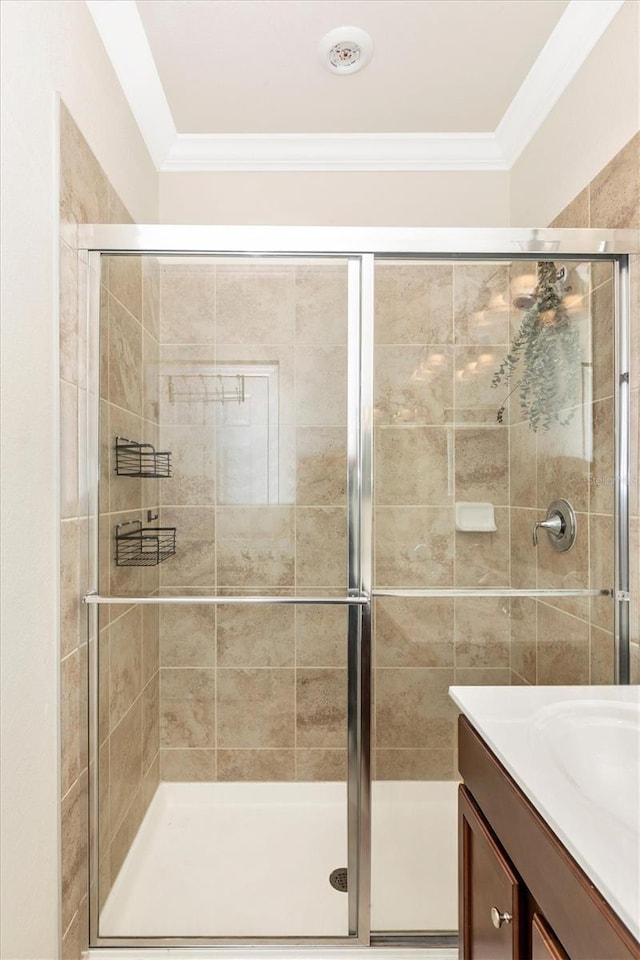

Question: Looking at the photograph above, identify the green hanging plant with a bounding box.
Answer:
[492,261,582,431]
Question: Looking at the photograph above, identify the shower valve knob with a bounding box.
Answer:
[532,513,563,546]
[532,499,577,552]
[491,907,513,929]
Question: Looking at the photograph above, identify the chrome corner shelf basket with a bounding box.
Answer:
[115,519,176,567]
[115,436,172,478]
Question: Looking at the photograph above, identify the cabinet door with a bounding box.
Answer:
[459,785,523,960]
[532,913,570,960]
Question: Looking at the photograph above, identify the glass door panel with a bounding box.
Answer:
[95,255,356,939]
[370,256,617,935]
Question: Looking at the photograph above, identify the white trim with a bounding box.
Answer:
[85,0,624,172]
[496,0,625,166]
[164,132,506,172]
[85,0,176,165]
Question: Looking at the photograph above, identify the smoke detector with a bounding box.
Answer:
[319,26,374,75]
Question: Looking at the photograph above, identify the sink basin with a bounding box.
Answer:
[530,699,640,834]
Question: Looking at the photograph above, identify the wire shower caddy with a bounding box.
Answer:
[115,520,176,567]
[115,436,172,478]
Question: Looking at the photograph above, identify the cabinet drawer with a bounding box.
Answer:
[459,785,523,959]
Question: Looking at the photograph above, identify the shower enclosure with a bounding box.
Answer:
[80,226,635,950]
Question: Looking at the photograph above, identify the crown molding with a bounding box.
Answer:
[164,132,507,171]
[86,0,624,173]
[496,0,625,166]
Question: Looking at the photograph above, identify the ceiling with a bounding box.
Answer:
[86,0,624,171]
[136,0,567,135]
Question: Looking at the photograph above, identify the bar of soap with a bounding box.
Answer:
[455,502,497,532]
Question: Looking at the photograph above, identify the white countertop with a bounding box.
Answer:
[449,685,640,942]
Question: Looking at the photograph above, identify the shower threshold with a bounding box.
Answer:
[97,780,457,943]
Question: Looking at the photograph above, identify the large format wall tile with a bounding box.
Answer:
[536,603,589,684]
[374,598,453,668]
[375,669,455,750]
[375,507,453,587]
[375,426,451,506]
[217,749,295,781]
[295,264,347,345]
[454,597,510,669]
[160,265,215,345]
[375,263,453,345]
[296,426,346,506]
[217,604,295,668]
[374,345,453,425]
[217,669,295,748]
[454,426,508,504]
[295,606,348,668]
[296,669,347,748]
[216,506,294,587]
[295,507,347,587]
[453,263,510,345]
[216,264,295,344]
[590,132,640,229]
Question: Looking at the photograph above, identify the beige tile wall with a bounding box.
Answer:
[96,250,161,909]
[373,261,513,780]
[546,131,640,686]
[59,105,160,957]
[371,229,635,777]
[156,260,350,782]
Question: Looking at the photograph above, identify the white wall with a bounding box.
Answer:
[159,170,510,226]
[0,3,157,958]
[510,0,640,226]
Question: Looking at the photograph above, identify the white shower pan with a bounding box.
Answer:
[100,779,458,939]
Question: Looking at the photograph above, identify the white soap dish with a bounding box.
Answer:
[455,502,497,532]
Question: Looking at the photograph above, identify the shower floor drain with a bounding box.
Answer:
[329,867,348,892]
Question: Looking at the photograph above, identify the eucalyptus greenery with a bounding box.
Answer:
[492,261,582,431]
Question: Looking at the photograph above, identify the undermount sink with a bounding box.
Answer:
[530,699,640,834]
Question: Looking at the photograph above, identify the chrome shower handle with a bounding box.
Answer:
[532,499,577,552]
[532,513,563,546]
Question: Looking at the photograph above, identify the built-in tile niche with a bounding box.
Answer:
[155,257,351,783]
[372,257,616,782]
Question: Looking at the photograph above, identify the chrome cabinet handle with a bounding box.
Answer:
[491,906,513,929]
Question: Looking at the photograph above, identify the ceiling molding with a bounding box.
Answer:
[86,0,624,173]
[85,0,176,164]
[495,0,625,166]
[164,133,507,172]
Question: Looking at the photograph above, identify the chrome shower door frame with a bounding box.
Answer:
[79,225,637,952]
[82,243,374,948]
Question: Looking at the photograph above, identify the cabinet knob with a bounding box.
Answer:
[491,906,513,929]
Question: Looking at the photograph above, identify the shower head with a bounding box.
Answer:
[512,293,537,310]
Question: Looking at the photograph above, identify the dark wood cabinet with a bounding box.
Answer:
[531,914,569,960]
[459,785,522,959]
[458,716,640,960]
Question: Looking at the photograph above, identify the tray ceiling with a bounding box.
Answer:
[86,0,624,170]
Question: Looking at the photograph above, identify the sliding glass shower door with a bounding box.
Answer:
[370,255,618,934]
[91,253,369,941]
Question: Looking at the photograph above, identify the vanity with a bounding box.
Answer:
[449,686,640,960]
